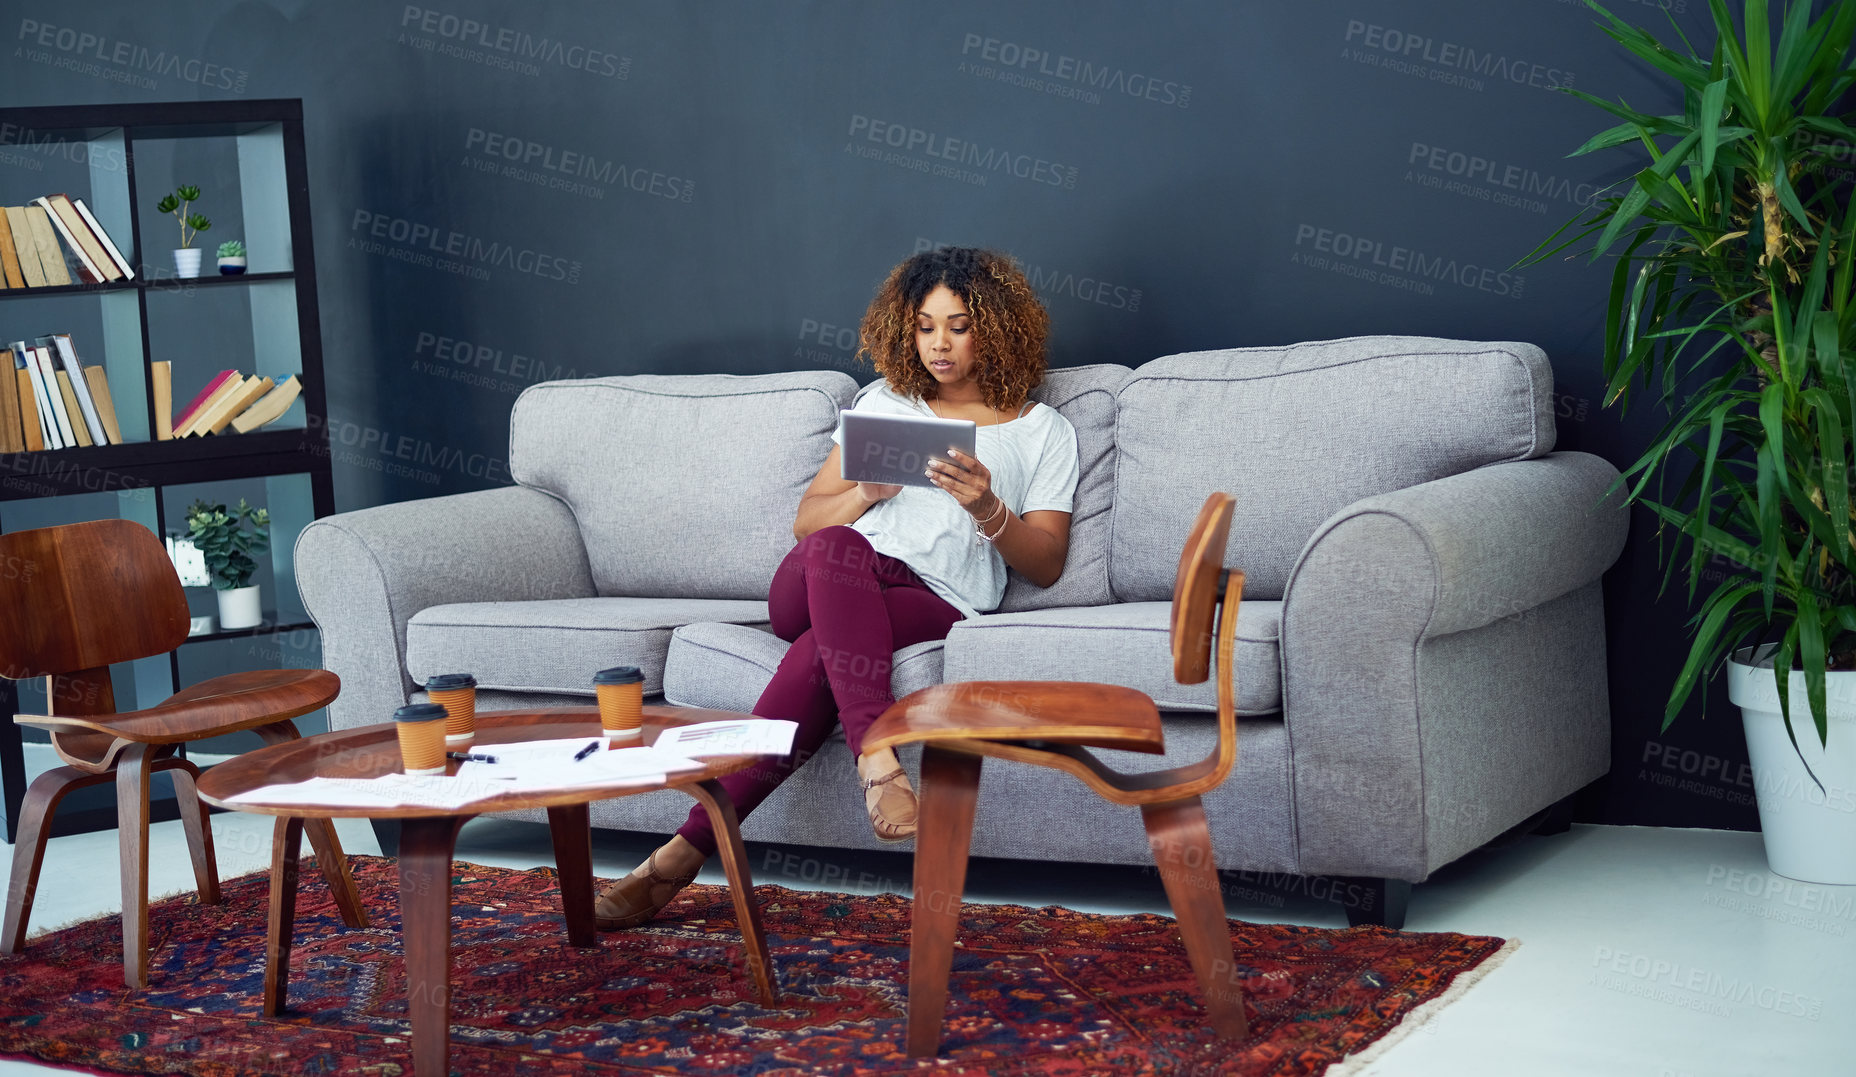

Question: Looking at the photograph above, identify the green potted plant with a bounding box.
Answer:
[155,185,211,278]
[1525,0,1856,881]
[184,498,270,630]
[216,239,246,275]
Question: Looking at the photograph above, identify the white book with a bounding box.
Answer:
[31,346,74,448]
[70,197,133,281]
[14,340,59,448]
[43,334,107,445]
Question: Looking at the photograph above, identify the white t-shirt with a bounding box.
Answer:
[831,384,1080,617]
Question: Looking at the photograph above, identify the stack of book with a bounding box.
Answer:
[1,334,123,451]
[0,194,134,288]
[162,367,302,440]
[0,335,303,453]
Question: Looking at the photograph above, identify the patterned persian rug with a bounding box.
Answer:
[0,857,1513,1075]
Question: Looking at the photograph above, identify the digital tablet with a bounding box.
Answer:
[839,410,977,488]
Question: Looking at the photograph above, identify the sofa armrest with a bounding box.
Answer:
[1280,451,1625,879]
[1287,450,1625,638]
[296,485,596,730]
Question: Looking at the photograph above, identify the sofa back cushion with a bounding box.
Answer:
[852,364,1130,611]
[1109,336,1555,601]
[997,364,1129,610]
[511,372,856,599]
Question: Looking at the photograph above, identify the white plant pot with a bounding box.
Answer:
[217,255,246,275]
[173,248,203,278]
[216,584,262,631]
[1727,645,1856,884]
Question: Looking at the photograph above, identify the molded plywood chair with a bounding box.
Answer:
[0,519,367,987]
[864,492,1248,1056]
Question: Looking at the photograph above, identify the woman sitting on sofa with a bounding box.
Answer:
[596,246,1082,929]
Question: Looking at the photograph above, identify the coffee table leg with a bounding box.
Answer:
[546,804,596,947]
[398,816,466,1077]
[686,779,776,1005]
[264,816,305,1017]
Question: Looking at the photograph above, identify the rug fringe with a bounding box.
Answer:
[1324,936,1521,1077]
[20,866,304,944]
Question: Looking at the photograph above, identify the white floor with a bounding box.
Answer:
[0,815,1847,1077]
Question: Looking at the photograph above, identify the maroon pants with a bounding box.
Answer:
[676,526,963,856]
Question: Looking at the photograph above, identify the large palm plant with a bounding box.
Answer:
[1525,0,1856,759]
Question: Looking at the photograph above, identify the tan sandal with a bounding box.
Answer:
[863,767,917,843]
[595,849,699,930]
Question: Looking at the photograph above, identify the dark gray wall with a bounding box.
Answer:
[1,0,1748,829]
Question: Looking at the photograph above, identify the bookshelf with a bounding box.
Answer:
[0,100,334,842]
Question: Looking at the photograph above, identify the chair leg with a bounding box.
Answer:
[1142,796,1248,1041]
[116,742,156,988]
[161,758,220,905]
[302,818,369,929]
[686,780,777,1005]
[1,765,112,954]
[264,816,305,1017]
[906,745,983,1059]
[253,720,367,928]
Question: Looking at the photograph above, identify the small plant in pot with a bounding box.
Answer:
[155,185,211,278]
[1524,1,1856,881]
[184,498,269,631]
[216,239,246,275]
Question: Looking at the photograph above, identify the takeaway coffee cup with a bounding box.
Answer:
[594,666,644,744]
[425,673,478,750]
[392,702,449,775]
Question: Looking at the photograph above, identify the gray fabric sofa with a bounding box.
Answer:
[296,336,1627,926]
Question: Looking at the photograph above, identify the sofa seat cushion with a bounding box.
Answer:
[406,598,770,698]
[663,621,945,714]
[941,601,1282,715]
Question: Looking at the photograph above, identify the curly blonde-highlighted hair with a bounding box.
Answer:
[856,247,1050,410]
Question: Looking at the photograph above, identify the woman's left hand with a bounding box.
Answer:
[926,449,999,520]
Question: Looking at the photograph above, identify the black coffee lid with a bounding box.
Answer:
[425,673,476,690]
[594,666,644,685]
[393,702,447,723]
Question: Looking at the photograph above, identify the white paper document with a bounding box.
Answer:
[221,730,787,811]
[652,719,798,757]
[455,741,705,790]
[223,775,501,811]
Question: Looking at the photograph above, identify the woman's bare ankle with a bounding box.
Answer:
[644,835,705,879]
[857,747,900,780]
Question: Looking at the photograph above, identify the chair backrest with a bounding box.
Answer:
[1171,492,1236,686]
[1168,493,1245,794]
[0,520,190,681]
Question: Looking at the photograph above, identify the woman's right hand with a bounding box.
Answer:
[857,482,903,502]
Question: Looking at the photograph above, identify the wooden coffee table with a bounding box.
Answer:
[196,706,777,1076]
